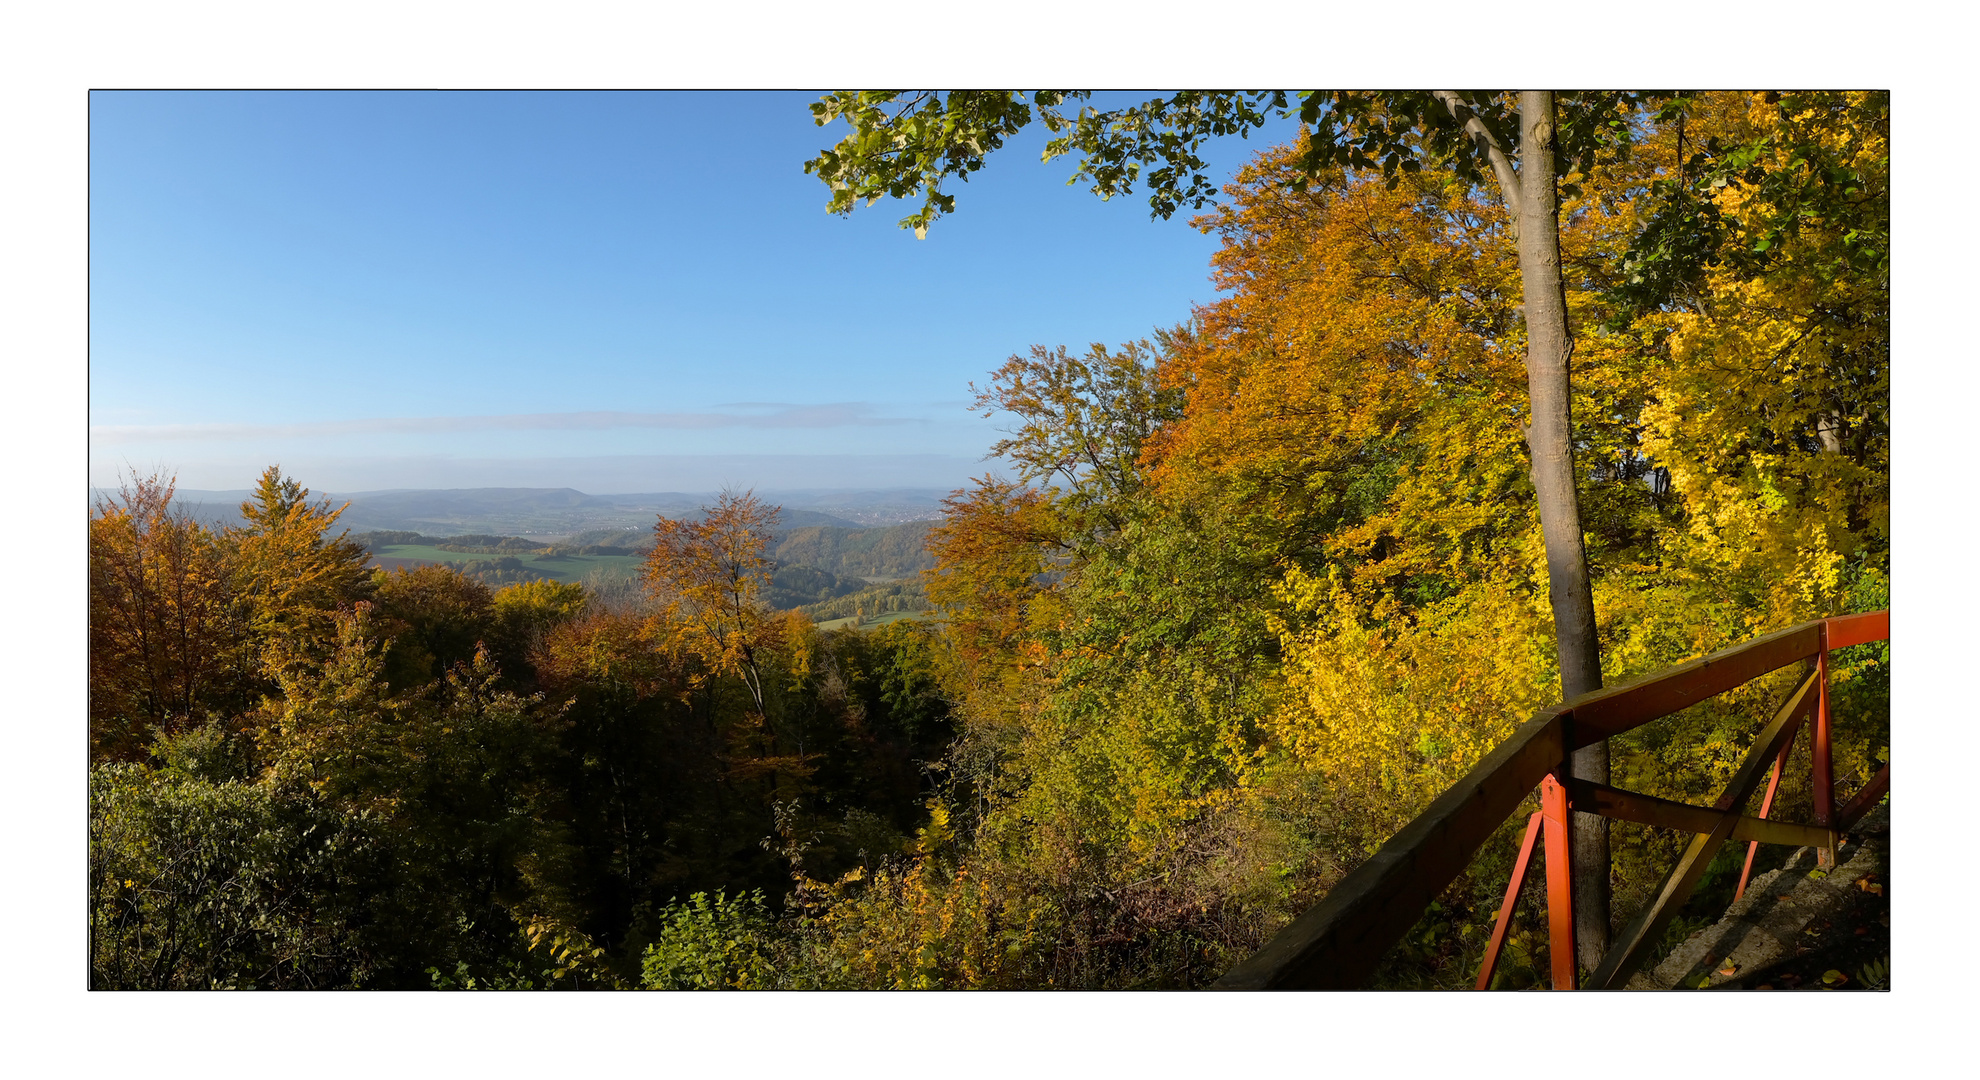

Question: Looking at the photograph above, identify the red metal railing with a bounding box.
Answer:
[1214,610,1889,990]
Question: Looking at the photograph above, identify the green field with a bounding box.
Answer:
[370,544,644,585]
[814,609,933,632]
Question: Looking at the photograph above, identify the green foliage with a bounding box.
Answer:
[806,90,1660,236]
[90,467,967,990]
[808,91,1075,237]
[369,564,496,690]
[1612,92,1888,317]
[767,563,864,611]
[872,619,950,743]
[1858,955,1889,991]
[454,556,556,586]
[152,718,254,784]
[90,761,361,988]
[771,520,937,580]
[799,580,929,623]
[640,891,780,990]
[976,340,1185,539]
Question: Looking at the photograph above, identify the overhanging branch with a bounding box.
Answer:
[1430,91,1523,224]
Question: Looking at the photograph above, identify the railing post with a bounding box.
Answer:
[1540,772,1576,990]
[1812,630,1836,866]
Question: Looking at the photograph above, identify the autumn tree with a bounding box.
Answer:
[89,472,250,759]
[368,564,497,691]
[644,489,785,723]
[229,465,375,672]
[807,90,1673,965]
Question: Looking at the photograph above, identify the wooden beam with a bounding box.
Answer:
[1737,728,1798,902]
[1566,779,1831,850]
[1564,621,1821,750]
[1825,610,1889,651]
[1835,764,1891,832]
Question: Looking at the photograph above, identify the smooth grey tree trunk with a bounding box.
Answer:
[1514,91,1609,972]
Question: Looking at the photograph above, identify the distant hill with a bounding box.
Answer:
[102,485,939,538]
[591,490,945,527]
[342,515,939,600]
[772,521,937,580]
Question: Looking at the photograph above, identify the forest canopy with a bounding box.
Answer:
[89,91,1887,990]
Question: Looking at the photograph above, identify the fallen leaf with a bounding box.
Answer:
[1821,969,1849,986]
[1718,961,1739,976]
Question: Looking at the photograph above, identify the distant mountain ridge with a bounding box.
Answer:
[107,485,951,537]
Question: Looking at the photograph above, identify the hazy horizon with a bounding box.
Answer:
[98,477,962,535]
[138,481,965,499]
[89,91,1298,498]
[87,452,996,497]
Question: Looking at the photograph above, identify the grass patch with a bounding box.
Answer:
[370,545,644,585]
[814,609,933,632]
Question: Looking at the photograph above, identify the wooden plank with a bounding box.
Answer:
[1586,668,1818,989]
[1564,621,1822,749]
[1825,610,1890,651]
[1567,779,1831,850]
[1213,708,1568,989]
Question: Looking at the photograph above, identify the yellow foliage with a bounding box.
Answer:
[1268,563,1556,841]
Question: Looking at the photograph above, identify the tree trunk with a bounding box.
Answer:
[1515,91,1609,973]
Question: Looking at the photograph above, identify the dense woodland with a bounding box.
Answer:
[89,91,1887,989]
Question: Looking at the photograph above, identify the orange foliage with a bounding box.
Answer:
[643,489,784,720]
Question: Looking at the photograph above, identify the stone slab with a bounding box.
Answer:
[1626,802,1887,990]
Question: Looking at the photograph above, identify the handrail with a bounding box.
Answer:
[1213,609,1889,990]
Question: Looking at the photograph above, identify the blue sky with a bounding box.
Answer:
[90,91,1302,493]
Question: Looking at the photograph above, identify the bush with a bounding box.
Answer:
[89,763,363,988]
[640,891,781,990]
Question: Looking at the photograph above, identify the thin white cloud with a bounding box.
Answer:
[88,452,986,494]
[91,404,917,443]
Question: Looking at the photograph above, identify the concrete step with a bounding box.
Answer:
[1627,802,1890,990]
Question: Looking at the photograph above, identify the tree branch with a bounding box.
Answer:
[1429,91,1523,218]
